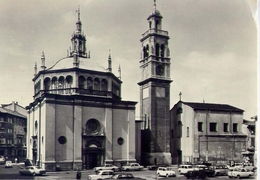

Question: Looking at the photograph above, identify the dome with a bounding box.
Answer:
[154,9,161,15]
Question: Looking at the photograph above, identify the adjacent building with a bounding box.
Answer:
[170,101,247,165]
[26,9,137,171]
[0,102,27,162]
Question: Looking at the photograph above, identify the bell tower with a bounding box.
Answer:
[138,1,172,165]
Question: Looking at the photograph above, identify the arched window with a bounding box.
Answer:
[52,77,58,93]
[146,44,149,57]
[66,75,73,88]
[94,78,100,91]
[160,44,165,58]
[86,77,93,90]
[44,78,51,91]
[101,79,108,91]
[78,76,86,89]
[143,47,146,59]
[155,43,160,59]
[58,76,65,89]
[177,107,183,114]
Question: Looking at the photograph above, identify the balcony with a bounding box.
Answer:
[142,28,168,39]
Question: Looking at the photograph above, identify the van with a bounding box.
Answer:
[178,164,194,174]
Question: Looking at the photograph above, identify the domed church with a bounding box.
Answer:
[26,8,137,171]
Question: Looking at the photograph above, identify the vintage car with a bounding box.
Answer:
[213,165,228,176]
[103,173,146,179]
[228,168,254,178]
[94,164,120,172]
[121,163,144,171]
[5,160,13,168]
[19,166,46,176]
[177,164,194,174]
[87,170,114,180]
[156,167,176,177]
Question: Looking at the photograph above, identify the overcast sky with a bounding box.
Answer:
[0,0,257,120]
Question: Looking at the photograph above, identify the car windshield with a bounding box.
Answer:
[166,167,174,171]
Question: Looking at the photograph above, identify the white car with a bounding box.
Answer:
[228,168,254,179]
[5,160,13,168]
[0,156,5,164]
[178,164,194,174]
[121,163,144,171]
[94,164,119,172]
[87,170,114,180]
[157,167,176,177]
[19,166,46,176]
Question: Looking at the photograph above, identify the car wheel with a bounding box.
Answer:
[32,172,36,176]
[112,168,115,171]
[228,176,232,178]
[138,168,141,171]
[126,169,129,171]
[157,173,160,177]
[237,175,240,179]
[166,174,169,178]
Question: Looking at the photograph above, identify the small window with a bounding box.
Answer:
[177,107,183,114]
[224,123,229,132]
[233,123,238,133]
[198,122,203,132]
[187,127,189,137]
[209,123,217,132]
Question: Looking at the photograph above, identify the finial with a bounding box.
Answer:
[154,0,156,10]
[34,62,37,76]
[41,51,46,70]
[179,92,182,101]
[118,64,121,80]
[108,49,112,72]
[77,5,80,21]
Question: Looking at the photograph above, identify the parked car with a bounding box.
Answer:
[94,164,120,172]
[103,173,146,179]
[213,165,228,176]
[19,166,46,176]
[194,165,215,177]
[87,170,114,180]
[0,156,5,164]
[147,164,166,170]
[156,167,176,177]
[121,163,144,171]
[228,168,254,178]
[184,170,207,179]
[5,160,13,168]
[177,164,194,174]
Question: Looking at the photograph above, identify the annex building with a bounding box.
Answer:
[170,101,247,165]
[26,9,137,171]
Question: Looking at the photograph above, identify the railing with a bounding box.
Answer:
[142,28,168,38]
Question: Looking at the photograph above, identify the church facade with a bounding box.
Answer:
[26,9,137,171]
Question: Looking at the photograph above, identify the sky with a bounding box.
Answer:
[0,0,257,120]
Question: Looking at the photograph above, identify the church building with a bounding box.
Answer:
[26,8,137,171]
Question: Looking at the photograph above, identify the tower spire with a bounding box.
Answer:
[118,64,121,80]
[77,5,80,21]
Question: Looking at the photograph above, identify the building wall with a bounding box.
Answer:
[170,101,247,165]
[27,96,136,171]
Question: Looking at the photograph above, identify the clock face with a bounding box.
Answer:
[156,65,165,76]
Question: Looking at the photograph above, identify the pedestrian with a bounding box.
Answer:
[15,158,17,164]
[76,168,81,179]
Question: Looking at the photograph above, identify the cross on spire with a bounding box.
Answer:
[179,92,182,101]
[76,5,80,21]
[153,0,157,10]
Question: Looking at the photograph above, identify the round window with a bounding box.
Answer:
[117,137,124,145]
[58,136,67,144]
[86,119,100,134]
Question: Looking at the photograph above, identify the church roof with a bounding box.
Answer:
[182,101,244,112]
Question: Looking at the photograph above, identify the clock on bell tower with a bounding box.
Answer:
[138,1,172,165]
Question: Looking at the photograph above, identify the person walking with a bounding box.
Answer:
[76,168,82,179]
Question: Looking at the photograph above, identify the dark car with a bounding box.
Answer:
[184,170,207,179]
[184,165,215,179]
[103,173,146,179]
[147,164,166,170]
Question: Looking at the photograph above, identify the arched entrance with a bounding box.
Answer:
[82,139,105,169]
